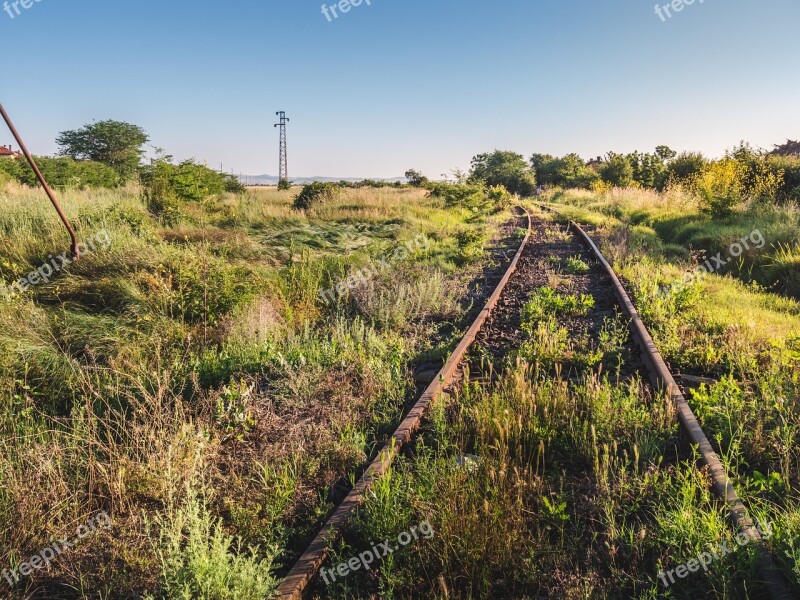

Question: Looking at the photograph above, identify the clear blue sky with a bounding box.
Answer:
[1,0,799,178]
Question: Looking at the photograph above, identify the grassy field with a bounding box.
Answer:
[0,182,509,597]
[1,180,798,599]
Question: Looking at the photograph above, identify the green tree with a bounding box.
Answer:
[404,169,429,187]
[469,150,537,196]
[56,120,149,180]
[668,152,707,181]
[599,153,634,188]
[655,145,677,161]
[531,154,560,187]
[535,154,598,189]
[529,153,555,174]
[629,151,669,190]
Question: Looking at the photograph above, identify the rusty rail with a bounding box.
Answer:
[274,208,533,599]
[538,203,791,599]
[0,103,80,259]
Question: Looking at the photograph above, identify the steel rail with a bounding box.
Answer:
[537,202,791,599]
[274,207,533,599]
[0,103,80,259]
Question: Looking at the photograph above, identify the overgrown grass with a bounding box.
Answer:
[528,192,800,597]
[0,181,509,598]
[545,186,800,297]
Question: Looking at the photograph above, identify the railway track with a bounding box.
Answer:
[537,203,791,600]
[275,204,792,599]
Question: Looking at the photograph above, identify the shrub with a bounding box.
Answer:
[277,178,292,191]
[150,488,278,599]
[167,161,228,201]
[428,182,510,214]
[766,155,800,202]
[692,159,745,217]
[486,184,512,211]
[155,255,259,325]
[293,182,341,210]
[590,179,614,195]
[141,159,239,222]
[0,155,120,189]
[141,159,236,201]
[455,229,485,263]
[746,160,784,204]
[224,175,246,194]
[0,167,13,187]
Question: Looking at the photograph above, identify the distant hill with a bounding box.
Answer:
[240,174,406,186]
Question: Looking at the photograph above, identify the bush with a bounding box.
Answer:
[455,229,485,263]
[766,155,800,202]
[428,182,511,214]
[486,184,512,210]
[692,159,745,217]
[141,159,235,201]
[292,182,341,210]
[155,254,259,325]
[590,179,614,195]
[0,155,120,189]
[141,159,239,222]
[0,167,13,187]
[277,178,292,191]
[150,488,278,599]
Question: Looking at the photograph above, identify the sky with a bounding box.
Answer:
[1,0,799,179]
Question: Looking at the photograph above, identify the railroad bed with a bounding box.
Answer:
[275,206,792,599]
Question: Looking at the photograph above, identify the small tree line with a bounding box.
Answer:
[405,141,800,218]
[0,119,245,219]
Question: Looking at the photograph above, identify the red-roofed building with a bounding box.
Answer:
[0,145,21,159]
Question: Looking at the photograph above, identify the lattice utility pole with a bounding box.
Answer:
[274,111,289,188]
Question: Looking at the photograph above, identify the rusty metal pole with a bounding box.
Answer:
[0,103,80,259]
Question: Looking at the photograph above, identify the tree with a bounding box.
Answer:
[534,153,598,189]
[529,153,555,174]
[469,150,537,196]
[405,169,429,187]
[628,151,670,190]
[668,152,706,181]
[599,153,634,188]
[57,120,149,180]
[655,145,677,161]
